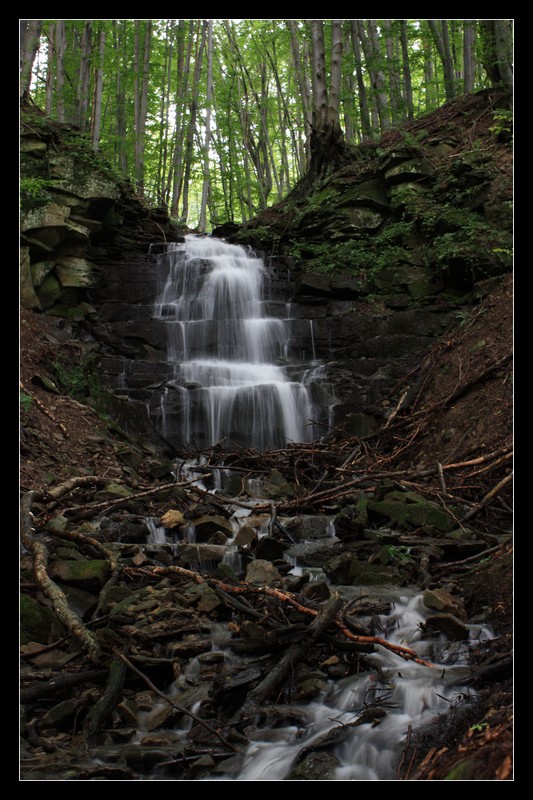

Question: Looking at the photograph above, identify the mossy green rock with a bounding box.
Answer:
[20,594,61,644]
[323,552,399,585]
[384,158,433,184]
[36,272,62,308]
[444,758,478,780]
[20,246,41,309]
[368,490,455,532]
[48,559,111,591]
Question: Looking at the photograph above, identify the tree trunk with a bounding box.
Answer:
[494,20,513,98]
[181,21,207,224]
[421,21,436,110]
[20,20,42,100]
[45,24,55,116]
[288,21,312,167]
[463,20,476,93]
[113,21,128,176]
[199,20,213,232]
[350,20,372,140]
[358,20,390,131]
[400,20,414,120]
[169,20,192,216]
[310,20,328,130]
[383,20,402,125]
[327,20,343,129]
[134,21,152,196]
[55,21,66,122]
[90,25,106,151]
[428,20,456,100]
[76,22,92,131]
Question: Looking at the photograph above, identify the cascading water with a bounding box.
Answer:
[150,236,331,451]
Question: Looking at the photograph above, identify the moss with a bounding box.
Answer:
[20,593,61,644]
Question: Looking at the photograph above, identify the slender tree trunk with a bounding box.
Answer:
[383,20,402,124]
[20,20,42,99]
[358,20,390,131]
[350,20,372,140]
[494,20,513,97]
[463,20,476,93]
[90,25,106,150]
[288,21,312,167]
[310,20,328,130]
[45,25,55,116]
[113,21,128,176]
[400,20,414,120]
[134,21,152,196]
[75,22,92,131]
[428,20,456,100]
[327,20,343,129]
[169,20,192,215]
[421,21,436,110]
[181,21,207,224]
[199,21,213,232]
[55,21,66,122]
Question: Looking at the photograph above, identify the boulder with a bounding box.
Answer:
[36,272,62,308]
[55,256,95,287]
[425,613,469,640]
[245,559,282,585]
[368,490,455,532]
[188,515,234,542]
[48,559,111,591]
[254,536,288,561]
[233,525,258,547]
[178,543,228,565]
[384,158,434,184]
[287,751,340,781]
[423,588,466,620]
[20,247,41,309]
[160,509,186,529]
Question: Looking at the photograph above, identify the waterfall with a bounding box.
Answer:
[151,236,328,450]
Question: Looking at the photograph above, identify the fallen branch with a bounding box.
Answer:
[35,476,106,502]
[240,594,344,715]
[462,472,513,522]
[20,669,109,704]
[124,565,433,666]
[61,480,183,518]
[20,492,102,663]
[83,657,126,744]
[20,381,68,438]
[113,648,242,753]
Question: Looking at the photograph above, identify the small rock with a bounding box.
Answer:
[37,699,82,732]
[301,581,331,601]
[117,698,140,727]
[255,536,288,562]
[245,559,282,585]
[48,559,111,591]
[160,509,186,528]
[425,613,469,640]
[423,588,466,620]
[233,525,258,547]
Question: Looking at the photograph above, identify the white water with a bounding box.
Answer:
[151,236,330,450]
[209,587,492,782]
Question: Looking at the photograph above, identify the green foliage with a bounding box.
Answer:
[20,177,54,208]
[379,544,415,565]
[20,391,33,412]
[488,108,512,139]
[53,356,101,402]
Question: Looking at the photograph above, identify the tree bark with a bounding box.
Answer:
[327,20,343,128]
[55,21,66,122]
[310,20,328,130]
[90,25,106,150]
[20,20,42,99]
[199,20,214,232]
[181,20,207,223]
[76,21,92,132]
[350,20,372,140]
[400,20,414,120]
[358,20,390,131]
[134,20,152,196]
[428,20,456,100]
[463,20,476,93]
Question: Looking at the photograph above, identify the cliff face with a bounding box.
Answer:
[20,107,183,316]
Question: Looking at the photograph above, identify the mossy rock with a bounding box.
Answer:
[36,272,62,309]
[444,758,479,780]
[48,559,111,591]
[368,490,455,532]
[20,594,63,645]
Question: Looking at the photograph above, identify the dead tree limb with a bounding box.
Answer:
[124,565,433,666]
[20,670,109,704]
[35,476,106,502]
[462,472,513,521]
[20,492,102,663]
[83,657,126,744]
[113,648,242,753]
[20,381,68,438]
[240,594,344,715]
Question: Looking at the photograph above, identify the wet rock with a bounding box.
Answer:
[116,698,140,727]
[287,751,340,780]
[188,754,216,778]
[425,613,469,640]
[256,469,297,499]
[160,509,186,528]
[334,496,368,539]
[233,524,258,547]
[94,482,133,501]
[20,593,63,644]
[48,559,111,591]
[20,246,41,309]
[37,699,84,733]
[301,581,331,601]
[188,514,234,542]
[178,543,228,566]
[293,665,328,700]
[286,540,342,567]
[196,584,224,612]
[60,584,98,619]
[92,744,185,771]
[423,588,467,620]
[368,490,455,532]
[255,536,288,561]
[207,531,229,545]
[323,552,400,586]
[288,515,333,542]
[245,559,282,585]
[143,683,211,731]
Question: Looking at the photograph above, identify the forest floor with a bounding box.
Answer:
[19,270,513,781]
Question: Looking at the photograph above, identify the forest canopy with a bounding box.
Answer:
[20,19,513,230]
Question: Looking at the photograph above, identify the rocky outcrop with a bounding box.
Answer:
[20,110,183,315]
